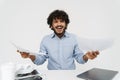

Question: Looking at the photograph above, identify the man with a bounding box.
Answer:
[17,9,99,70]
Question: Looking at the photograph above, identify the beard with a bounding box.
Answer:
[51,25,67,36]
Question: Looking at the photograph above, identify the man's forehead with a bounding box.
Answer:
[53,18,64,21]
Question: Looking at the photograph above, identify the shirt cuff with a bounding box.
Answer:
[81,55,88,64]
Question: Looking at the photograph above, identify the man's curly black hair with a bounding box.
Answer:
[47,10,70,27]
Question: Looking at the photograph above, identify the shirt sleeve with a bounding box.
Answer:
[33,39,48,65]
[73,37,87,64]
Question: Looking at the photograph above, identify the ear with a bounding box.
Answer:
[50,26,53,29]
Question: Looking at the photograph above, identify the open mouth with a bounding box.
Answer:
[54,26,64,33]
[55,26,63,29]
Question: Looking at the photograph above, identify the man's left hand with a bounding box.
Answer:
[83,50,99,61]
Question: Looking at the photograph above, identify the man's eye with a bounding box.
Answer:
[54,21,58,23]
[60,20,65,22]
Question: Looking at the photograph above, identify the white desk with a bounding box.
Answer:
[40,70,84,80]
[1,63,120,80]
[38,68,120,80]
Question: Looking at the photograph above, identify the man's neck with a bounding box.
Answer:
[55,32,65,38]
[57,34,64,38]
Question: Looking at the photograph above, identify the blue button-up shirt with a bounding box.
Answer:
[34,32,86,70]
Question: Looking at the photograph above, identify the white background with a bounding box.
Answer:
[0,0,120,77]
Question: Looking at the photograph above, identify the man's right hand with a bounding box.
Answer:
[17,50,30,58]
[17,50,36,61]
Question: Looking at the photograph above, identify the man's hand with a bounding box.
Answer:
[17,50,30,58]
[17,50,36,61]
[83,50,99,61]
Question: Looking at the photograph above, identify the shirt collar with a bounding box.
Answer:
[50,31,70,38]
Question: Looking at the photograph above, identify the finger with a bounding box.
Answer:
[17,50,23,54]
[17,50,20,52]
[90,53,96,59]
[92,52,97,57]
[90,51,98,59]
[94,50,99,55]
[21,53,29,58]
[19,51,23,54]
[18,51,29,54]
[86,51,95,59]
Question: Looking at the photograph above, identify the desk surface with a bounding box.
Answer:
[38,68,120,80]
[40,70,84,80]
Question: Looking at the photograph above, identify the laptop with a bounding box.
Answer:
[77,68,118,80]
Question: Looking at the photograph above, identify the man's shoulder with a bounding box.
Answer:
[67,32,77,38]
[42,33,53,40]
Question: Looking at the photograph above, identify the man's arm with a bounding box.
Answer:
[17,50,48,65]
[73,38,99,63]
[17,37,48,65]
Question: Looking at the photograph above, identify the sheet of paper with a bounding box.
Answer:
[10,42,45,55]
[10,42,37,55]
[77,37,114,52]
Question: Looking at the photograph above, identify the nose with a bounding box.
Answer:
[57,21,62,26]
